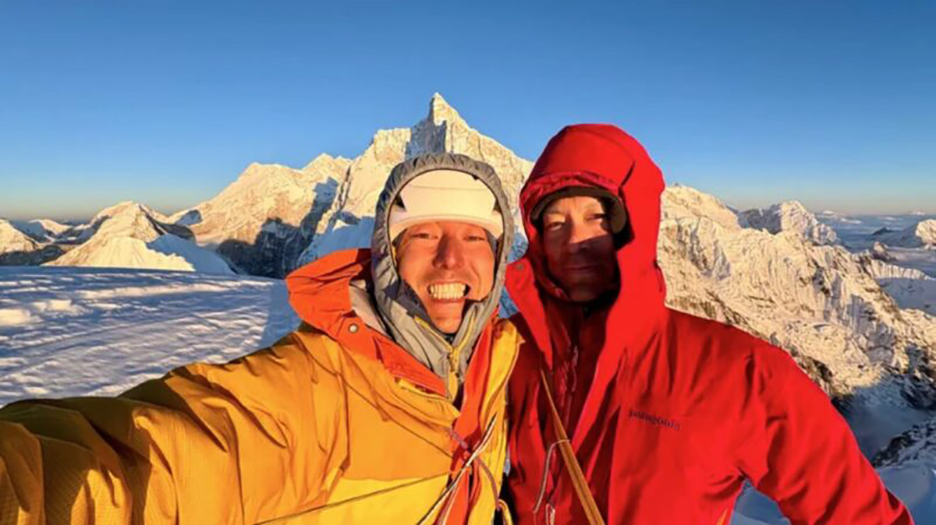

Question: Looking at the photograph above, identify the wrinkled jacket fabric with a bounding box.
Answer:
[504,124,912,525]
[0,249,520,524]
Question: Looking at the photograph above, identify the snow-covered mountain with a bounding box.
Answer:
[660,186,936,453]
[870,241,897,262]
[45,201,232,274]
[740,200,839,245]
[874,417,936,468]
[0,220,40,255]
[167,155,352,277]
[874,219,936,248]
[1,94,531,276]
[0,220,69,266]
[862,256,936,317]
[161,93,533,277]
[297,93,532,266]
[9,218,70,243]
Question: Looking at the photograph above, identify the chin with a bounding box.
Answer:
[566,285,607,303]
[432,318,462,334]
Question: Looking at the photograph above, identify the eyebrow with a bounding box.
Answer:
[543,203,605,216]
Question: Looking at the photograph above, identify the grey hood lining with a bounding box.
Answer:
[370,153,515,397]
[349,279,389,337]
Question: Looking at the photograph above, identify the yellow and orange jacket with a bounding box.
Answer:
[0,249,521,524]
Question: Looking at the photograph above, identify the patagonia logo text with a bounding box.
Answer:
[628,409,681,431]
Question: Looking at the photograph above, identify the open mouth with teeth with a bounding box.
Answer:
[428,282,470,301]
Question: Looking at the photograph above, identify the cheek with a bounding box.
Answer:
[542,237,564,272]
[396,250,427,289]
[472,251,496,296]
[597,239,617,266]
[598,249,618,280]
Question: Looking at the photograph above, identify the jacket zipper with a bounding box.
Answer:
[415,316,477,402]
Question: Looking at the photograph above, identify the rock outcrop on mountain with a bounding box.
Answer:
[740,200,839,245]
[870,242,897,262]
[874,416,936,468]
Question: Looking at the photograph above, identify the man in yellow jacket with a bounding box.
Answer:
[0,153,520,525]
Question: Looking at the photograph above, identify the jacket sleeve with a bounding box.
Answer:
[0,332,346,525]
[737,345,913,525]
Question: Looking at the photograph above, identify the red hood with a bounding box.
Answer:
[506,124,668,368]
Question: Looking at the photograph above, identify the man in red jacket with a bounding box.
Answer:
[504,124,913,525]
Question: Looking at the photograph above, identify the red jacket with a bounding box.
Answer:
[504,124,912,525]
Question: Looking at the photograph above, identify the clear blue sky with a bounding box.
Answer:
[1,0,934,221]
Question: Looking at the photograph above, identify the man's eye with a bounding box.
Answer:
[412,232,435,240]
[466,235,487,242]
[544,221,564,231]
[588,213,608,222]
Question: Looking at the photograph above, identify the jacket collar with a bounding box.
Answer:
[286,248,448,395]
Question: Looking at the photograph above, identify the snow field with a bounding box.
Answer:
[0,267,299,404]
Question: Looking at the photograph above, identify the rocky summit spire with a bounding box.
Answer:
[428,92,464,126]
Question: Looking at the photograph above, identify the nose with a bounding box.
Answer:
[565,221,594,253]
[433,232,465,269]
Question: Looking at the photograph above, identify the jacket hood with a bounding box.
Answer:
[506,124,667,367]
[371,153,515,395]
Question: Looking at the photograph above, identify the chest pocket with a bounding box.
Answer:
[613,390,726,479]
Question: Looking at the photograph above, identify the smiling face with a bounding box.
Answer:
[395,221,496,334]
[541,195,619,302]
